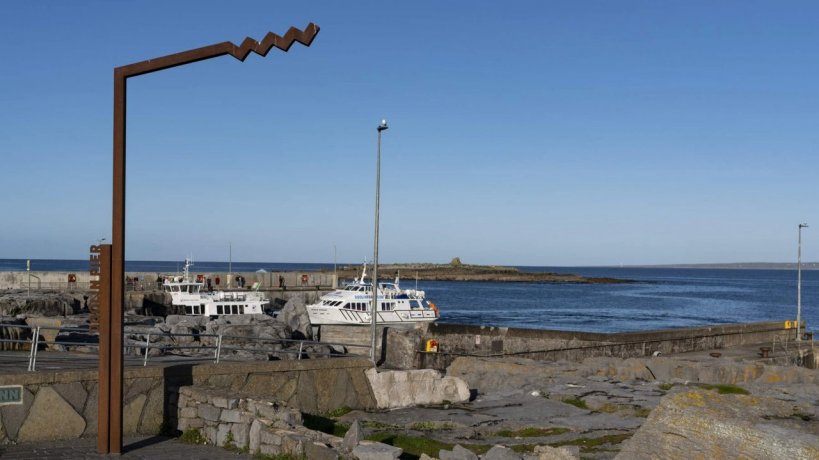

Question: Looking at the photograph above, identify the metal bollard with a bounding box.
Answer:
[298,341,304,360]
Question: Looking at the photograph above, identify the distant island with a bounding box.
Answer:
[332,258,634,284]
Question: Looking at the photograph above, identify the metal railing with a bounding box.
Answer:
[0,323,370,372]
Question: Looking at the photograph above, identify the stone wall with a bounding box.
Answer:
[414,321,799,370]
[0,357,375,445]
[0,271,337,291]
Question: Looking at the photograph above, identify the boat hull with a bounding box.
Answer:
[306,305,437,325]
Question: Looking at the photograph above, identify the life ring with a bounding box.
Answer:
[196,274,204,282]
[428,302,439,317]
[301,274,309,284]
[67,274,77,283]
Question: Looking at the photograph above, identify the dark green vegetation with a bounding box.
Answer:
[562,397,590,409]
[494,427,571,438]
[659,382,750,395]
[302,413,350,437]
[365,433,491,459]
[179,428,207,445]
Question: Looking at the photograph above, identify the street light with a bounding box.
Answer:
[371,119,388,363]
[797,223,808,341]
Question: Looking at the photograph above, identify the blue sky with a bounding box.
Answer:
[1,1,817,266]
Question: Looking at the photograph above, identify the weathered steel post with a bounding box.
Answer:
[102,23,319,454]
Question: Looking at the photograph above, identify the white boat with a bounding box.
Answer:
[162,259,271,316]
[306,263,439,325]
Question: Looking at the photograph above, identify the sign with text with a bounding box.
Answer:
[0,385,23,406]
[88,245,103,333]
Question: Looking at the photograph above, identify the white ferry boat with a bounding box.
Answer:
[306,263,439,325]
[162,259,271,316]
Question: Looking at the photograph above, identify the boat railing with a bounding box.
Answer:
[0,322,371,372]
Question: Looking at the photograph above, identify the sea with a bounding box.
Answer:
[2,259,816,335]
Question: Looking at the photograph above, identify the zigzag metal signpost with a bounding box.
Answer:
[100,24,319,454]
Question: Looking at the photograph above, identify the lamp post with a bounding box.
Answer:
[797,223,808,341]
[371,119,388,363]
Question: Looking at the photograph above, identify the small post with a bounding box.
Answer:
[143,333,150,366]
[298,341,304,360]
[27,327,37,371]
[215,334,223,363]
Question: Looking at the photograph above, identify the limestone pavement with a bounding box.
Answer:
[0,435,255,459]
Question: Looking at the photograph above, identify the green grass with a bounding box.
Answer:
[362,420,401,429]
[494,427,570,438]
[253,453,306,460]
[179,428,207,445]
[365,433,491,459]
[657,382,750,395]
[697,383,750,395]
[302,413,350,437]
[323,406,353,418]
[410,421,455,430]
[633,407,652,417]
[550,433,633,451]
[562,397,589,410]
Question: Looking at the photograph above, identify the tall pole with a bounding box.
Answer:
[797,223,808,341]
[371,119,388,363]
[333,244,337,289]
[229,242,232,288]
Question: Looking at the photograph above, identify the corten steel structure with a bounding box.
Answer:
[102,23,319,454]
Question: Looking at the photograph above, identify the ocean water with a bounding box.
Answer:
[2,260,816,334]
[428,267,819,334]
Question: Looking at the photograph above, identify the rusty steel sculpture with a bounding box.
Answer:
[100,23,319,454]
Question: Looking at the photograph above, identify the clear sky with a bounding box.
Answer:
[1,1,817,266]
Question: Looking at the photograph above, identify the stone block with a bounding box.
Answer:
[210,395,239,409]
[203,425,217,444]
[484,445,522,460]
[249,419,263,453]
[52,382,87,414]
[260,429,282,446]
[353,441,403,459]
[259,443,281,456]
[305,441,339,460]
[230,422,250,449]
[220,409,244,423]
[216,423,231,447]
[282,432,307,455]
[342,419,362,452]
[0,386,33,441]
[440,444,479,460]
[180,407,198,418]
[532,445,579,460]
[17,387,85,442]
[197,404,221,422]
[123,394,147,434]
[140,386,164,434]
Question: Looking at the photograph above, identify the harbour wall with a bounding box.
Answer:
[414,321,799,370]
[0,271,337,292]
[319,321,800,370]
[0,357,375,445]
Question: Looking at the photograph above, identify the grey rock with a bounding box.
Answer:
[197,404,221,422]
[278,296,312,340]
[353,441,403,460]
[0,387,33,440]
[342,419,363,452]
[305,441,340,460]
[483,445,521,460]
[440,445,479,460]
[17,387,85,442]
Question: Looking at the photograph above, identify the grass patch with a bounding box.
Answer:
[562,397,589,410]
[366,433,490,459]
[362,420,401,429]
[697,383,750,395]
[179,428,207,445]
[323,406,353,418]
[658,383,674,391]
[410,421,455,430]
[633,407,652,417]
[302,413,350,437]
[494,427,570,438]
[550,433,632,451]
[253,453,306,460]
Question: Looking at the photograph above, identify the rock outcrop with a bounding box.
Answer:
[278,296,312,340]
[615,389,819,459]
[365,368,470,409]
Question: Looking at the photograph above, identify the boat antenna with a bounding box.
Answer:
[415,271,418,291]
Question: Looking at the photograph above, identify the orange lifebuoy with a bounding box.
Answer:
[196,274,204,282]
[301,274,309,284]
[68,274,77,283]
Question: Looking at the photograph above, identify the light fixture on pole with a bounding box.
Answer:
[797,223,808,341]
[371,119,388,363]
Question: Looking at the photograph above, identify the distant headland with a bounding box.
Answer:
[332,258,634,284]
